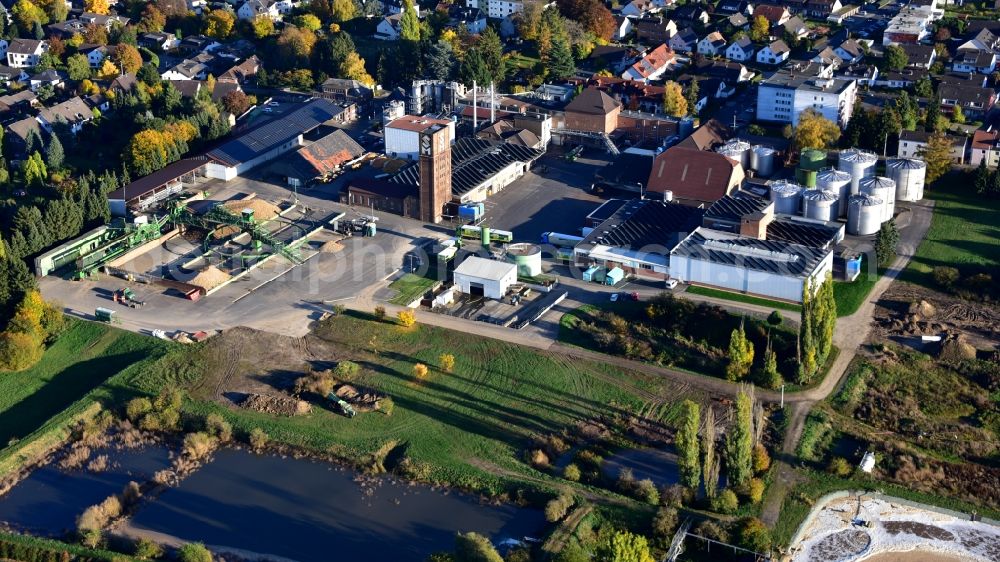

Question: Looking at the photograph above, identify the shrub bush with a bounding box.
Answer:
[544,494,574,522]
[373,305,386,320]
[182,432,217,461]
[651,507,679,548]
[334,360,361,380]
[748,478,765,503]
[133,537,163,559]
[827,456,852,477]
[204,414,232,442]
[249,428,269,451]
[177,542,212,562]
[752,443,771,474]
[563,463,581,482]
[397,310,416,327]
[413,363,428,379]
[932,266,960,288]
[636,478,660,505]
[125,398,153,422]
[738,517,771,553]
[711,489,739,514]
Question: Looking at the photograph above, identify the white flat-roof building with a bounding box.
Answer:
[757,65,857,127]
[882,5,934,46]
[453,256,518,299]
[384,115,455,160]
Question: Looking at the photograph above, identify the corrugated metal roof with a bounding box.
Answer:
[453,256,516,280]
[671,226,829,277]
[389,138,543,196]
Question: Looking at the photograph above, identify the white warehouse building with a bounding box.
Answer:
[757,66,858,127]
[385,115,456,160]
[669,227,834,302]
[453,256,518,299]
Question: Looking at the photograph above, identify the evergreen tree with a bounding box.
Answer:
[974,158,990,194]
[33,20,43,40]
[399,0,420,42]
[925,96,941,132]
[684,78,700,115]
[459,48,491,87]
[546,35,575,81]
[424,40,455,81]
[44,134,64,169]
[991,169,1000,195]
[726,323,754,381]
[875,220,899,267]
[676,399,701,491]
[478,26,505,86]
[726,388,753,488]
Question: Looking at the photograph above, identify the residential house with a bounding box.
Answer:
[161,59,210,81]
[938,72,988,89]
[466,0,524,19]
[0,90,38,115]
[584,45,638,74]
[696,59,754,83]
[883,5,933,46]
[753,4,791,25]
[78,44,107,68]
[697,31,727,56]
[139,32,179,51]
[874,68,927,88]
[109,73,138,95]
[29,70,66,92]
[633,16,678,45]
[0,65,27,85]
[237,0,281,20]
[613,15,634,41]
[728,13,749,29]
[446,6,486,34]
[0,39,8,61]
[812,47,843,68]
[376,13,403,40]
[938,82,996,119]
[621,43,676,82]
[897,130,966,163]
[716,0,753,16]
[6,117,43,159]
[757,65,858,126]
[179,35,221,53]
[953,49,997,75]
[677,75,719,109]
[383,0,422,16]
[38,96,93,134]
[969,129,1000,167]
[46,13,129,39]
[956,28,1000,53]
[172,80,203,99]
[669,28,699,53]
[899,44,936,69]
[834,39,864,64]
[804,0,841,18]
[783,16,808,40]
[621,0,658,17]
[218,55,260,84]
[726,37,755,62]
[7,39,47,69]
[757,40,790,65]
[586,76,667,114]
[673,5,710,27]
[836,63,879,86]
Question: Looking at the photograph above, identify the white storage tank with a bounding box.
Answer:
[802,188,839,222]
[886,158,926,202]
[506,243,543,277]
[717,139,752,170]
[860,176,896,223]
[769,180,804,215]
[717,145,744,168]
[848,193,883,236]
[750,146,775,177]
[838,149,878,196]
[816,168,852,217]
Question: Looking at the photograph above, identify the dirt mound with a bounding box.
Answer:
[908,300,937,318]
[334,384,381,411]
[223,199,280,221]
[938,333,978,362]
[239,393,312,416]
[188,266,231,290]
[320,240,344,253]
[883,521,954,542]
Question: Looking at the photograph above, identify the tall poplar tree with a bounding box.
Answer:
[676,400,701,491]
[726,389,753,487]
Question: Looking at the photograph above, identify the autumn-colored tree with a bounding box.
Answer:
[112,44,143,75]
[662,81,687,117]
[397,309,416,327]
[399,0,420,41]
[439,353,455,373]
[413,363,428,379]
[726,324,754,381]
[204,9,235,39]
[84,0,110,14]
[250,15,274,39]
[47,36,66,59]
[918,131,953,184]
[749,15,769,42]
[79,79,99,96]
[599,530,655,562]
[794,109,841,150]
[155,0,187,17]
[294,13,322,31]
[138,4,166,32]
[277,25,318,65]
[97,59,119,79]
[331,0,356,21]
[340,51,374,86]
[84,23,108,45]
[221,90,251,115]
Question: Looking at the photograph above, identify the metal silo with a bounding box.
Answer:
[816,168,853,217]
[802,189,839,222]
[750,146,775,177]
[860,176,896,222]
[886,158,926,202]
[718,139,752,170]
[769,180,804,215]
[848,193,883,235]
[799,149,828,171]
[717,145,744,168]
[797,168,818,188]
[838,149,878,196]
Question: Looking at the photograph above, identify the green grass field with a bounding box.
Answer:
[387,273,439,305]
[903,176,1000,287]
[684,285,802,312]
[832,257,880,317]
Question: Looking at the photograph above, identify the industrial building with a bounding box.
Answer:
[272,129,366,187]
[205,98,351,180]
[384,115,456,159]
[645,146,746,206]
[573,199,704,279]
[670,227,834,302]
[452,256,518,299]
[107,158,208,217]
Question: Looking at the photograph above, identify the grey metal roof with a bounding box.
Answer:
[579,199,704,252]
[671,227,830,278]
[703,192,771,224]
[766,217,840,249]
[389,138,543,197]
[206,99,344,166]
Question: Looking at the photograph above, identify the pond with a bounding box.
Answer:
[124,449,545,561]
[0,445,172,535]
[603,447,726,492]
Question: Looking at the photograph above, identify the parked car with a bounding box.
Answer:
[665,279,679,289]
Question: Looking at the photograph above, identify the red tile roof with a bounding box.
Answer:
[626,43,676,79]
[972,129,1000,150]
[753,4,789,22]
[646,146,743,204]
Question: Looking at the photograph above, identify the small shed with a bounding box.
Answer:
[453,256,517,299]
[859,451,876,473]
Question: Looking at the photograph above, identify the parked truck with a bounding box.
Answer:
[113,287,145,308]
[326,391,357,418]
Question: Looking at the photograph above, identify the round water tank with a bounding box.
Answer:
[769,180,804,215]
[717,145,744,168]
[860,176,896,223]
[886,158,926,202]
[816,168,852,217]
[750,146,775,177]
[838,149,878,196]
[506,243,542,277]
[848,193,883,236]
[800,149,828,171]
[802,188,839,222]
[797,168,818,188]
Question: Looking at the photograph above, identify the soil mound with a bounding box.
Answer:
[320,240,343,253]
[239,393,312,416]
[188,266,231,290]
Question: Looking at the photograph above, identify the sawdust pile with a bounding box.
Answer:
[320,240,344,253]
[188,265,231,290]
[223,199,280,220]
[239,393,312,416]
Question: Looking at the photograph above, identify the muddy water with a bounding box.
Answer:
[0,445,172,535]
[126,449,545,561]
[861,553,970,562]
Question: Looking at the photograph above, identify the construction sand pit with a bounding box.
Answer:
[222,199,281,221]
[187,266,232,291]
[790,495,1000,562]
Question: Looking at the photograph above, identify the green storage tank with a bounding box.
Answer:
[481,226,491,245]
[797,168,818,188]
[799,149,827,171]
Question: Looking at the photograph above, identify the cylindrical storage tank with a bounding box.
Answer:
[717,145,744,168]
[797,168,817,188]
[769,180,804,215]
[848,193,883,235]
[886,158,926,202]
[722,139,752,169]
[838,149,878,196]
[802,188,839,222]
[506,243,542,277]
[816,168,853,217]
[800,149,827,171]
[860,176,896,222]
[481,226,491,245]
[750,146,775,177]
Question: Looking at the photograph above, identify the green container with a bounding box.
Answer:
[800,149,827,171]
[481,226,491,245]
[797,168,817,188]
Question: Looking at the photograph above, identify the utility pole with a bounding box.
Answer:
[780,384,785,409]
